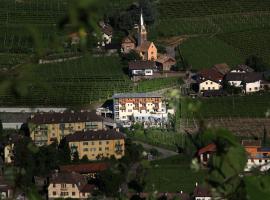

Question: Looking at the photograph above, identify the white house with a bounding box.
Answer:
[225,72,262,93]
[99,21,113,47]
[113,93,169,125]
[197,68,223,93]
[244,158,270,172]
[128,60,157,76]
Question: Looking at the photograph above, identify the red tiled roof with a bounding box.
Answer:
[60,162,109,174]
[128,60,156,70]
[198,68,224,83]
[197,143,216,156]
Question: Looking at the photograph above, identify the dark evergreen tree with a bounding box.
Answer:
[58,138,71,164]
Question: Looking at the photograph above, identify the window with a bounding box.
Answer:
[99,147,102,151]
[255,87,258,90]
[72,184,75,188]
[83,148,88,152]
[83,142,88,145]
[210,81,213,84]
[78,126,80,129]
[61,184,66,188]
[202,87,205,90]
[208,87,210,90]
[259,159,262,163]
[106,141,109,145]
[53,191,56,196]
[206,82,208,85]
[105,147,109,151]
[72,192,75,196]
[99,141,102,145]
[212,87,215,90]
[53,184,55,188]
[92,142,95,145]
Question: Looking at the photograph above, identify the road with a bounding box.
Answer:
[134,141,178,160]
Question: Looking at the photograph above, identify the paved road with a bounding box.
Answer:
[134,141,178,160]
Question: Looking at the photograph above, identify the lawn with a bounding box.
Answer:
[180,36,244,70]
[182,93,270,118]
[144,155,206,193]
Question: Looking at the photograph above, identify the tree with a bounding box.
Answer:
[58,138,71,164]
[72,151,80,163]
[0,119,3,136]
[139,0,157,25]
[245,55,268,72]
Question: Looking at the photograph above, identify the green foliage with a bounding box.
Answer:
[245,55,269,72]
[58,138,71,165]
[145,155,206,193]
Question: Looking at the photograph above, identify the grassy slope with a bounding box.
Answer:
[145,155,206,193]
[183,93,270,118]
[180,36,244,70]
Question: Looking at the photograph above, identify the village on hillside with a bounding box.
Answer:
[0,0,270,199]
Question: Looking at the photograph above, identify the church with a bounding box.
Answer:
[121,11,158,61]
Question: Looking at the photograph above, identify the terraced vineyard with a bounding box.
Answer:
[0,55,133,106]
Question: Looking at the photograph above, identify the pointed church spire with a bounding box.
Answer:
[140,9,144,27]
[138,8,147,46]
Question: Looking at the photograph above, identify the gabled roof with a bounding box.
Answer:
[156,54,176,64]
[136,41,154,52]
[128,60,156,70]
[213,63,230,75]
[122,36,136,44]
[197,143,216,156]
[60,162,109,174]
[28,111,103,124]
[101,24,113,36]
[198,68,224,83]
[232,64,254,73]
[225,72,262,83]
[65,129,125,142]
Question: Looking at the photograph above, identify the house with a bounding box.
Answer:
[29,111,106,146]
[225,72,262,93]
[68,31,88,45]
[0,176,13,199]
[197,69,223,93]
[112,93,168,124]
[4,133,25,164]
[66,129,125,160]
[59,162,109,178]
[193,183,212,200]
[128,60,156,76]
[121,36,136,54]
[99,21,113,46]
[48,171,95,199]
[156,54,176,71]
[0,112,30,130]
[242,140,270,172]
[212,63,230,75]
[230,64,254,73]
[197,143,216,166]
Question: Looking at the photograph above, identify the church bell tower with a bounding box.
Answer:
[138,10,147,46]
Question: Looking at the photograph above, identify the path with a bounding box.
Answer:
[120,141,178,194]
[134,141,178,160]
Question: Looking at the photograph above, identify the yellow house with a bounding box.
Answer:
[48,171,94,199]
[29,111,106,146]
[136,41,157,61]
[66,129,125,160]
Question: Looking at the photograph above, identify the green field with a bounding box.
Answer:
[144,155,206,193]
[135,77,183,92]
[182,93,270,118]
[180,36,244,70]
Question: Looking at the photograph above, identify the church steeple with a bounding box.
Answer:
[138,10,147,46]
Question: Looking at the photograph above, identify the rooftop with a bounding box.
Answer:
[128,60,156,70]
[113,93,162,99]
[197,143,217,156]
[65,129,125,142]
[242,140,261,147]
[28,111,103,124]
[198,68,224,83]
[225,72,263,83]
[60,162,109,174]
